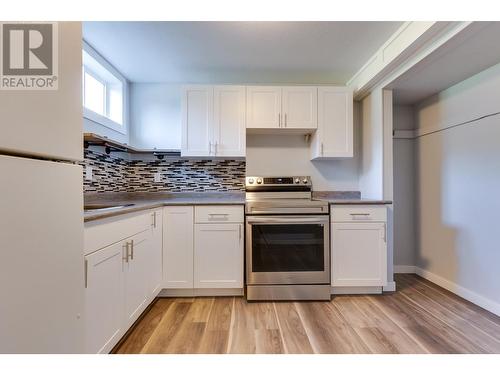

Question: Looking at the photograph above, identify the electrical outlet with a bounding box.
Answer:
[154,172,161,183]
[85,166,93,181]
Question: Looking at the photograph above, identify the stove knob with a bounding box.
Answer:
[302,178,308,184]
[294,178,300,184]
[257,178,263,184]
[248,178,255,184]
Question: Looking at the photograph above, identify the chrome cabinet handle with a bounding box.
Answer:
[84,259,88,288]
[152,212,156,228]
[239,225,242,240]
[209,141,212,155]
[247,216,329,224]
[383,223,387,243]
[208,213,229,219]
[124,242,130,263]
[130,239,134,260]
[278,113,281,128]
[321,142,324,156]
[285,113,287,127]
[215,141,218,155]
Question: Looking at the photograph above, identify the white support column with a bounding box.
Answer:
[383,89,395,291]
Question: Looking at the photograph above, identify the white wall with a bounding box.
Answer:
[393,105,416,268]
[359,90,384,199]
[130,83,182,150]
[245,102,360,191]
[359,88,394,288]
[414,62,500,315]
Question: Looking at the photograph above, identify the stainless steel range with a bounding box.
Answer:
[245,176,331,301]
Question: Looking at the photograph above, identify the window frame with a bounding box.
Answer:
[82,66,107,117]
[82,41,128,135]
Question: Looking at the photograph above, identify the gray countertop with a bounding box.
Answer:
[312,191,392,205]
[84,192,245,222]
[84,190,391,222]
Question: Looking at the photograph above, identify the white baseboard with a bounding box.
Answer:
[415,267,500,317]
[394,265,416,273]
[383,281,396,292]
[158,288,244,297]
[332,286,382,295]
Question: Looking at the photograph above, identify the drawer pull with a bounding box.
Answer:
[350,213,370,216]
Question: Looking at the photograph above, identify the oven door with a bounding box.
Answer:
[246,215,330,285]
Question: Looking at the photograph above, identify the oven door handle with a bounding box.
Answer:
[246,216,329,224]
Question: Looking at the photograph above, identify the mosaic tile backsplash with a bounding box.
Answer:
[81,149,246,193]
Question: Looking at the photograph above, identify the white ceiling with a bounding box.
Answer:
[390,22,500,105]
[82,21,403,84]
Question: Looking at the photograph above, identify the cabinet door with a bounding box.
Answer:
[123,230,151,329]
[331,222,387,287]
[181,85,214,157]
[163,206,194,289]
[246,86,281,129]
[213,85,246,157]
[313,87,353,158]
[194,223,243,289]
[148,209,163,297]
[84,241,125,354]
[282,86,317,129]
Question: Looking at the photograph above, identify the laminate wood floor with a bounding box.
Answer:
[113,274,500,354]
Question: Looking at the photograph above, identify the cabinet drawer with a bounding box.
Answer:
[331,205,387,222]
[195,205,244,223]
[84,210,153,255]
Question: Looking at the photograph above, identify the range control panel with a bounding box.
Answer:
[246,176,311,186]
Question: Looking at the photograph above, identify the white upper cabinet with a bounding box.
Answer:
[282,86,317,129]
[311,87,353,159]
[246,86,282,129]
[213,85,246,157]
[181,84,352,156]
[181,85,214,157]
[246,86,317,131]
[182,85,245,157]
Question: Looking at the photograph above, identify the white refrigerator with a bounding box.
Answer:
[0,22,84,353]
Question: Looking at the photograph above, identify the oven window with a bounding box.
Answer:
[251,224,325,272]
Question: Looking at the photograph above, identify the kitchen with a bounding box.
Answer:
[1,6,500,371]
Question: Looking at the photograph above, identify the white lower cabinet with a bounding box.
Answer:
[194,223,244,288]
[331,206,387,289]
[123,230,150,329]
[84,241,124,354]
[84,209,162,353]
[163,206,194,289]
[149,209,163,297]
[163,205,244,294]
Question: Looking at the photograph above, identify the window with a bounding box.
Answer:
[82,43,126,134]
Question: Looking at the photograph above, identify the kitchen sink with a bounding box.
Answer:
[84,203,134,212]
